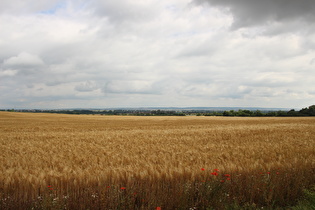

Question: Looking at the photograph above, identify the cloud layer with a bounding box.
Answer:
[195,0,315,31]
[0,0,314,109]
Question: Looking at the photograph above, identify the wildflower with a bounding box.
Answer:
[120,187,126,190]
[47,185,52,188]
[156,207,161,210]
[220,180,225,183]
[213,169,219,172]
[211,172,218,176]
[226,178,231,181]
[106,186,110,188]
[267,172,270,174]
[224,174,230,177]
[201,168,205,171]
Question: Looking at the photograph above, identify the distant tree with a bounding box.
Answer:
[204,113,214,116]
[223,111,232,116]
[214,112,223,116]
[287,109,299,116]
[237,109,253,116]
[299,105,315,116]
[309,105,315,116]
[276,111,288,116]
[229,110,236,116]
[266,111,275,116]
[254,110,264,116]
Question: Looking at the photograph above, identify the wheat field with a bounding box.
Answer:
[0,112,314,209]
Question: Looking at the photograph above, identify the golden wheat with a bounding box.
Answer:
[1,112,313,183]
[0,112,314,208]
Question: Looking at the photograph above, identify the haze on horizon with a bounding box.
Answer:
[0,0,315,109]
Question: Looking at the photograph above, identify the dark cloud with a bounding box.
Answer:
[194,0,315,30]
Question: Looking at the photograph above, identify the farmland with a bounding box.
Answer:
[0,112,314,209]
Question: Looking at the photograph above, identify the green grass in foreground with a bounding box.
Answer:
[291,186,315,210]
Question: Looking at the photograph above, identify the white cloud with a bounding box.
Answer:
[3,52,44,67]
[0,69,18,77]
[0,0,314,109]
[2,52,45,76]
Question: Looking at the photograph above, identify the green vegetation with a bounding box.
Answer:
[219,105,315,117]
[220,105,315,117]
[291,187,315,210]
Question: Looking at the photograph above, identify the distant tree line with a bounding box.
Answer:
[205,105,315,117]
[1,105,314,117]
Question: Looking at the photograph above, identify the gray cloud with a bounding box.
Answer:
[75,81,100,92]
[88,0,160,24]
[103,80,162,95]
[2,52,45,74]
[194,0,315,33]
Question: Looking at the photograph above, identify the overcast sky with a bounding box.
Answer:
[1,0,314,109]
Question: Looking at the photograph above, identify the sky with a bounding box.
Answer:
[0,0,314,109]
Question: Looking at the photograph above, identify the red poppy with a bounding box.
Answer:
[156,207,161,210]
[224,174,230,177]
[213,169,219,172]
[120,187,126,190]
[220,180,225,183]
[47,185,52,188]
[211,172,218,176]
[201,168,205,171]
[226,178,231,181]
[107,186,111,188]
